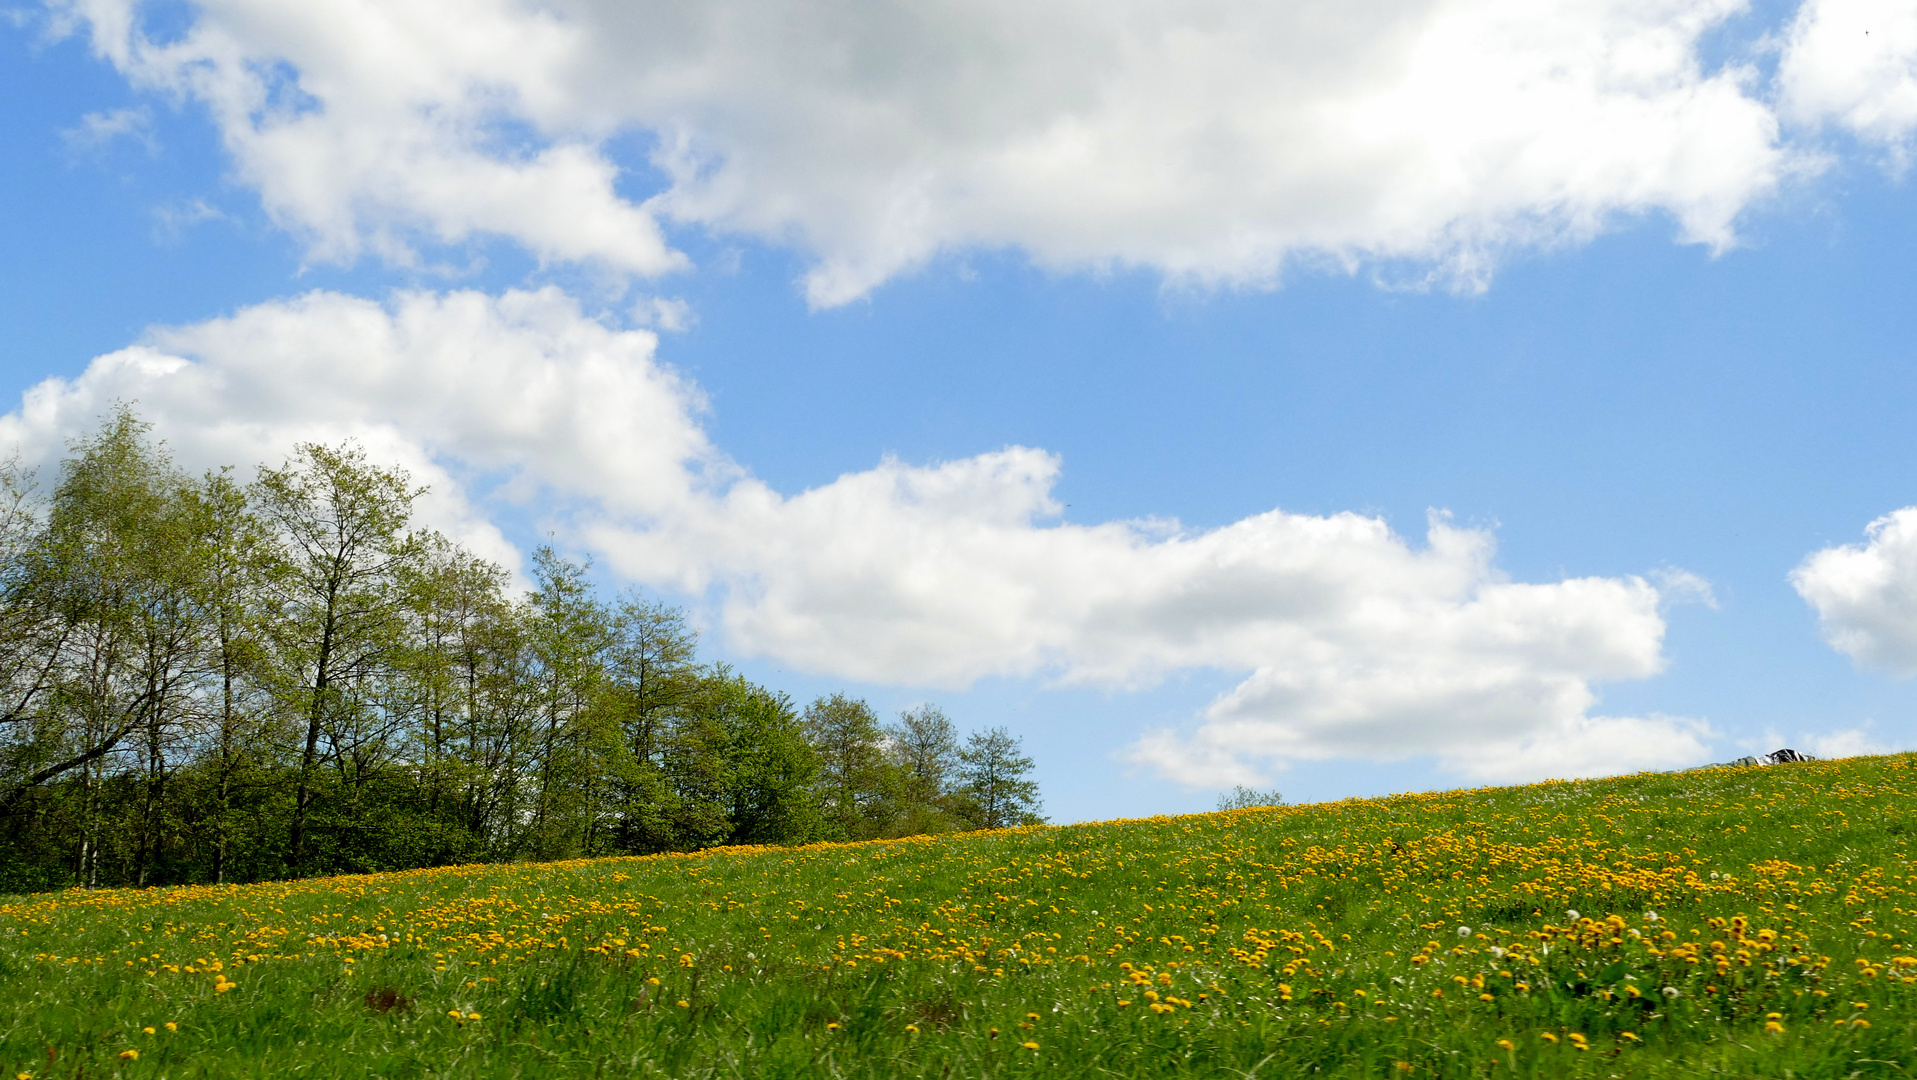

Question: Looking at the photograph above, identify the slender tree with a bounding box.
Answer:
[955,726,1044,830]
[253,443,422,875]
[24,412,209,884]
[803,692,897,840]
[886,703,961,834]
[0,456,66,797]
[521,546,616,859]
[602,593,703,853]
[393,535,515,864]
[183,469,277,883]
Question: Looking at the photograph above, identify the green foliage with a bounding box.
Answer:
[804,693,895,841]
[0,411,1045,888]
[6,756,1917,1078]
[955,726,1044,829]
[887,704,963,836]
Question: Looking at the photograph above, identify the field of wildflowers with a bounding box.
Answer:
[5,755,1917,1078]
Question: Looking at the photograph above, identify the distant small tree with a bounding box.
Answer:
[1216,785,1284,811]
[955,726,1043,830]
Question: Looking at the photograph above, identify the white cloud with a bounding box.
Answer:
[0,287,1702,783]
[1652,565,1719,609]
[151,198,232,243]
[56,0,1791,302]
[0,288,718,576]
[1779,0,1917,149]
[61,105,156,153]
[1800,725,1894,759]
[1124,731,1274,791]
[1791,507,1917,675]
[632,296,695,333]
[56,0,683,275]
[1146,709,1715,789]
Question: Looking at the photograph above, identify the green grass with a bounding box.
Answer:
[6,754,1917,1078]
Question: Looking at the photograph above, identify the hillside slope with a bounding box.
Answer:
[5,755,1917,1078]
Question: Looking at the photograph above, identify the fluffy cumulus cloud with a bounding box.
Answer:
[54,0,1790,303]
[0,288,718,575]
[1779,0,1917,148]
[0,288,1708,784]
[1792,507,1917,674]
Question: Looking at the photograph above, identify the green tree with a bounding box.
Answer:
[704,672,821,847]
[885,703,961,835]
[0,455,63,808]
[392,535,519,865]
[0,421,896,887]
[181,469,279,884]
[253,442,422,875]
[27,411,208,885]
[955,726,1044,830]
[803,692,897,840]
[602,594,704,853]
[521,546,617,860]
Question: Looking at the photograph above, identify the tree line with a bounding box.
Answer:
[0,410,1042,893]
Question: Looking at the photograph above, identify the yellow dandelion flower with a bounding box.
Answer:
[1022,1041,1039,1051]
[1495,1039,1514,1051]
[165,1023,177,1032]
[142,1027,155,1035]
[904,1024,919,1034]
[119,1050,139,1061]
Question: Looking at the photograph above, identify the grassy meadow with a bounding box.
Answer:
[5,755,1917,1078]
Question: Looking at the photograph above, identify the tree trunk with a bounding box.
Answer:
[287,598,337,874]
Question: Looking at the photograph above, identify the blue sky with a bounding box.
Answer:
[7,0,1917,823]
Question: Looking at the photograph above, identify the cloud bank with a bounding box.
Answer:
[55,0,1796,303]
[1,288,1708,784]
